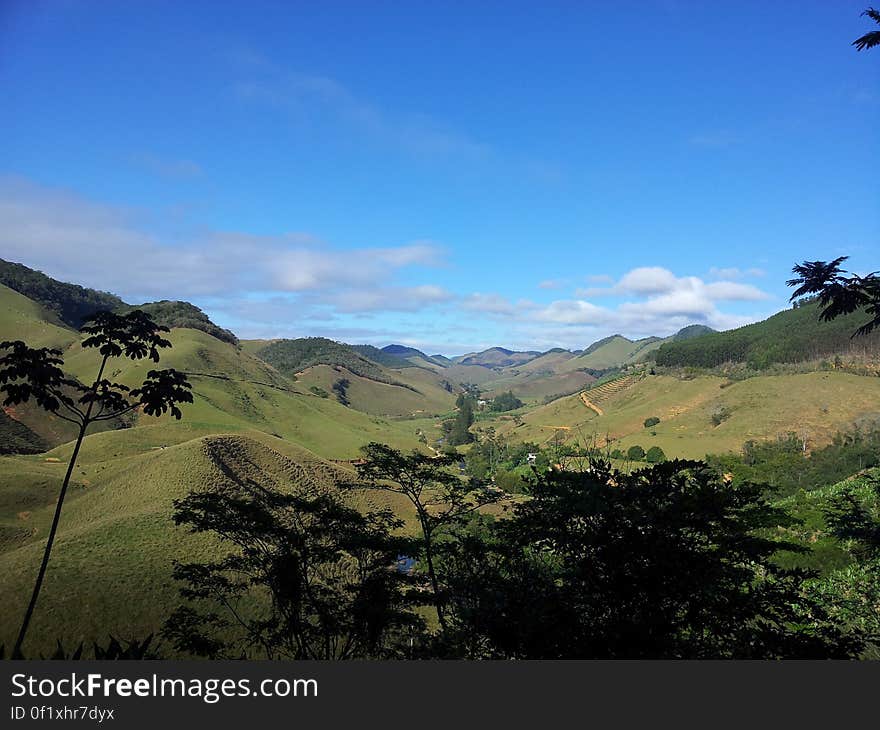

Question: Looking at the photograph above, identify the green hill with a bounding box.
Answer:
[248,337,417,390]
[118,300,238,346]
[0,259,123,328]
[497,371,880,460]
[0,432,418,653]
[654,301,880,369]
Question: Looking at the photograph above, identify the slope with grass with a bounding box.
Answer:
[60,327,425,458]
[0,432,420,654]
[496,371,880,460]
[292,363,455,417]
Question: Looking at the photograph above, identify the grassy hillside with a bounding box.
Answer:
[0,284,79,350]
[655,300,880,369]
[560,335,652,371]
[0,432,420,653]
[495,371,880,459]
[60,328,424,458]
[292,363,455,417]
[248,337,418,390]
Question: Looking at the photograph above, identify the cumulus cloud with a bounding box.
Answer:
[0,177,449,311]
[709,266,766,280]
[462,293,537,317]
[530,265,772,339]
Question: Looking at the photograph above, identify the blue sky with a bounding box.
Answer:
[1,1,877,354]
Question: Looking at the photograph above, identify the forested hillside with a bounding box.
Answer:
[654,300,880,369]
[0,258,122,328]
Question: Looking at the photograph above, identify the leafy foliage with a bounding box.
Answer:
[1,310,193,656]
[788,256,880,338]
[490,390,524,412]
[627,445,645,461]
[166,479,421,658]
[707,426,880,499]
[852,7,880,51]
[344,442,505,629]
[436,460,864,658]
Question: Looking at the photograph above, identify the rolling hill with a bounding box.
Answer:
[654,301,880,369]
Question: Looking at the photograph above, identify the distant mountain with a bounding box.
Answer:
[672,324,715,342]
[654,302,880,369]
[381,344,450,368]
[350,344,417,369]
[559,326,717,371]
[381,344,430,358]
[458,347,542,368]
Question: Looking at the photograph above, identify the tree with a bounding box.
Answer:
[165,480,420,659]
[332,377,350,406]
[627,445,645,461]
[643,416,660,428]
[441,460,864,658]
[788,256,880,338]
[0,310,193,657]
[645,446,666,463]
[852,7,880,51]
[490,391,523,412]
[342,443,504,629]
[446,393,475,446]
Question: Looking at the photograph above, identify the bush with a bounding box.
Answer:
[627,445,646,461]
[646,446,666,463]
[711,407,732,426]
[610,449,624,460]
[644,417,660,428]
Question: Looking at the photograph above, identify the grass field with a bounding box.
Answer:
[494,371,880,458]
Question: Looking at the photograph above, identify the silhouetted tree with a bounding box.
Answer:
[853,7,880,51]
[343,443,504,629]
[440,459,865,658]
[788,256,880,337]
[165,481,420,658]
[0,310,193,657]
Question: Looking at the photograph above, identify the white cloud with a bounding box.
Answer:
[0,177,448,313]
[462,293,537,317]
[530,264,772,338]
[709,266,766,280]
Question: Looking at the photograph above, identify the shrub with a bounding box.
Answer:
[627,445,646,461]
[644,416,660,428]
[646,446,666,463]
